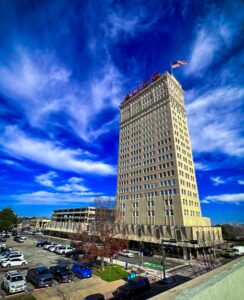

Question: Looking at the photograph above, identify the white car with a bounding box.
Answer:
[19,236,27,240]
[232,246,244,256]
[43,243,57,250]
[119,251,135,258]
[55,246,74,254]
[0,252,22,263]
[48,244,62,252]
[1,257,27,268]
[0,243,6,249]
[2,271,26,293]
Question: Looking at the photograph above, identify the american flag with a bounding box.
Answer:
[171,60,187,68]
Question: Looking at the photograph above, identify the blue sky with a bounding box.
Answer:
[0,0,243,223]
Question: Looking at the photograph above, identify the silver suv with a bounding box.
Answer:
[2,271,26,294]
[0,253,23,263]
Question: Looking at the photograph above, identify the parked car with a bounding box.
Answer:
[71,263,92,279]
[1,234,11,239]
[66,249,86,260]
[140,248,154,257]
[0,253,23,263]
[0,243,6,249]
[49,265,73,283]
[232,246,244,256]
[116,276,150,299]
[43,243,58,250]
[1,257,27,268]
[220,249,236,258]
[26,266,53,288]
[55,246,74,255]
[2,271,26,294]
[13,236,25,243]
[83,294,105,300]
[0,237,7,243]
[48,244,62,252]
[36,240,50,247]
[0,249,15,260]
[119,251,135,258]
[19,236,27,240]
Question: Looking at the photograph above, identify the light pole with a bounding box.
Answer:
[161,240,166,280]
[161,239,176,280]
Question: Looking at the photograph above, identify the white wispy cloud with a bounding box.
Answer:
[35,171,90,193]
[210,176,244,186]
[186,2,243,75]
[194,161,212,171]
[210,176,226,186]
[0,48,123,142]
[202,193,244,204]
[12,191,102,205]
[187,86,244,158]
[102,3,160,39]
[0,126,116,176]
[35,171,57,187]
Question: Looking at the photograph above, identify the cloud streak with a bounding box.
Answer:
[12,191,101,205]
[0,126,116,176]
[202,193,244,204]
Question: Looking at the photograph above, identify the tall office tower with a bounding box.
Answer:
[115,72,222,257]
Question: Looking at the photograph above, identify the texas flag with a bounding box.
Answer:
[171,60,187,68]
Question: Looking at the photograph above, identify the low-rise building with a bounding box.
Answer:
[46,207,96,238]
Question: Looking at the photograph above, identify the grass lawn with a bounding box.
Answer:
[94,264,128,282]
[12,294,36,300]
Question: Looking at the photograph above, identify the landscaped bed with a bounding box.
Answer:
[94,264,128,282]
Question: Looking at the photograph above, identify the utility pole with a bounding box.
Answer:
[161,240,166,280]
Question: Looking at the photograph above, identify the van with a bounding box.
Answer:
[232,246,244,256]
[27,266,53,287]
[116,276,150,299]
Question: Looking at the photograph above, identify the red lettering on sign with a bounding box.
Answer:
[142,80,149,88]
[124,94,130,101]
[152,72,161,82]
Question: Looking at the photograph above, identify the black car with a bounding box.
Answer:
[83,294,105,300]
[0,237,7,242]
[140,248,154,257]
[116,276,150,299]
[36,240,50,247]
[49,265,73,283]
[65,249,86,259]
[27,266,53,287]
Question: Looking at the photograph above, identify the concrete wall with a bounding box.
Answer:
[151,257,244,300]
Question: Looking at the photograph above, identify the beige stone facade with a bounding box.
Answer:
[115,72,223,248]
[46,207,95,236]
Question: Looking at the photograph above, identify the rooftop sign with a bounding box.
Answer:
[123,72,161,103]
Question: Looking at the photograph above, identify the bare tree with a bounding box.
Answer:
[71,197,128,270]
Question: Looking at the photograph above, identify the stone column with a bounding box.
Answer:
[183,247,188,260]
[188,248,193,260]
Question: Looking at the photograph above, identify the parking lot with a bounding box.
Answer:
[0,235,187,300]
[0,236,125,300]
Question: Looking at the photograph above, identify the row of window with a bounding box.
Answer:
[184,210,201,217]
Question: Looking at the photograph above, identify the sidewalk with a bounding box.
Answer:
[33,276,124,300]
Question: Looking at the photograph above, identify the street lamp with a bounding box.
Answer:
[161,241,166,280]
[161,239,176,280]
